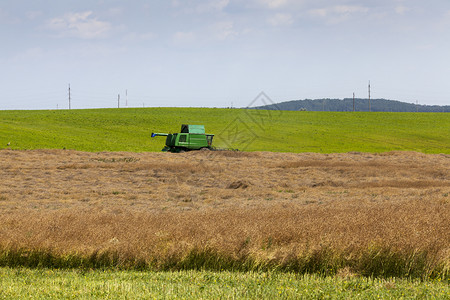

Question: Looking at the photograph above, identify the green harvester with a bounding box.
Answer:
[151,124,214,152]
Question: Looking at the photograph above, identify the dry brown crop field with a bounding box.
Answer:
[0,149,449,278]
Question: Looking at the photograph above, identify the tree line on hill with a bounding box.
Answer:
[249,98,450,112]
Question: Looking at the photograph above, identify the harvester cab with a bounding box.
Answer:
[151,124,214,152]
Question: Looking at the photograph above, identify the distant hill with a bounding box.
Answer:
[250,98,450,112]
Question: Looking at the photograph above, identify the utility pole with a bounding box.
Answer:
[118,94,120,108]
[368,81,371,112]
[68,84,71,110]
[353,92,355,112]
[126,89,128,108]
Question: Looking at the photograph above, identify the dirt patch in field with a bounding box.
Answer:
[0,149,448,273]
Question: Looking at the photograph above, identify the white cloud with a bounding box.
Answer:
[171,0,181,8]
[210,21,238,40]
[46,11,112,39]
[106,7,123,17]
[395,5,410,15]
[268,13,293,26]
[258,0,289,9]
[124,32,156,42]
[172,0,229,14]
[309,5,369,24]
[309,8,326,18]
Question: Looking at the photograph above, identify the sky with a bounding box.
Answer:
[1,0,449,110]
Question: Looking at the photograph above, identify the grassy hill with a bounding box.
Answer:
[0,108,449,153]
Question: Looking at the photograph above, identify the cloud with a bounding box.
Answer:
[172,0,229,14]
[268,13,293,26]
[309,5,369,24]
[395,5,410,15]
[124,32,156,42]
[258,0,289,9]
[106,7,123,17]
[46,11,112,39]
[210,21,238,40]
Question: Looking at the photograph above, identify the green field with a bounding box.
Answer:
[1,268,448,299]
[0,108,449,153]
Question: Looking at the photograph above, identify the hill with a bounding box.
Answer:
[0,108,449,153]
[251,98,450,112]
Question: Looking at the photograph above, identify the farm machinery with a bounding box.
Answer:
[151,124,214,153]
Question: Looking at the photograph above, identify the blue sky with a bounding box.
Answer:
[1,0,449,109]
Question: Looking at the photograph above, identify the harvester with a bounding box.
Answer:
[151,124,214,152]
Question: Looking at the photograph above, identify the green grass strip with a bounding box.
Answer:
[0,267,448,299]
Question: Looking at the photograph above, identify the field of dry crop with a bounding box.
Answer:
[0,149,449,278]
